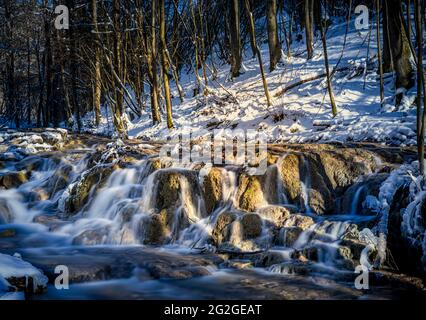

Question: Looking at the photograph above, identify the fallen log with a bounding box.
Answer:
[275,67,349,97]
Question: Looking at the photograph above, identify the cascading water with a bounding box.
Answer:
[2,131,423,299]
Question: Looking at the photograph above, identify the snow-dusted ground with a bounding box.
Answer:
[111,16,417,146]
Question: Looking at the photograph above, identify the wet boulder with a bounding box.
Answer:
[0,253,48,294]
[155,169,206,220]
[62,164,114,215]
[279,154,302,203]
[241,213,263,239]
[45,164,73,197]
[14,156,46,172]
[203,168,223,214]
[139,211,169,245]
[237,174,265,212]
[0,170,29,189]
[212,211,237,245]
[280,226,304,247]
[341,173,389,215]
[283,214,314,230]
[257,205,291,228]
[73,227,111,246]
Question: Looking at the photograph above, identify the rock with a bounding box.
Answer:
[255,251,289,267]
[257,205,291,228]
[212,211,237,245]
[45,164,73,196]
[337,246,353,260]
[238,174,265,212]
[33,214,67,231]
[0,198,15,224]
[155,169,206,220]
[240,213,263,239]
[298,246,319,261]
[14,156,46,172]
[0,228,16,238]
[279,154,301,203]
[268,261,313,275]
[283,214,314,230]
[0,253,48,294]
[147,264,211,279]
[0,170,28,189]
[139,212,169,245]
[62,164,114,215]
[281,227,303,247]
[341,173,389,215]
[203,168,223,214]
[73,227,111,245]
[315,147,377,193]
[224,260,253,269]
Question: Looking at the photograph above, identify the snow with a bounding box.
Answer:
[0,253,48,296]
[77,16,416,148]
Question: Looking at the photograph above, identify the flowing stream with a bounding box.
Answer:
[0,131,424,299]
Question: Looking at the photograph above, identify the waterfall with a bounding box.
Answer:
[350,185,364,215]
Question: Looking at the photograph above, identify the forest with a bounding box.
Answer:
[1,0,426,301]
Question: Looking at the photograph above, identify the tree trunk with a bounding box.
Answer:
[112,0,127,136]
[267,0,281,71]
[384,0,414,105]
[149,0,162,124]
[320,14,337,117]
[92,0,102,126]
[244,0,272,106]
[376,0,385,105]
[415,0,425,174]
[304,0,314,60]
[160,0,174,129]
[229,0,242,77]
[66,0,81,131]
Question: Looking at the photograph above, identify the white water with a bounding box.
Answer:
[0,141,384,278]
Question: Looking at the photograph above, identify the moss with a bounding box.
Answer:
[203,168,223,214]
[156,172,181,210]
[238,175,264,212]
[279,153,301,202]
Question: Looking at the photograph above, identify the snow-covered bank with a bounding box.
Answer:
[104,16,417,147]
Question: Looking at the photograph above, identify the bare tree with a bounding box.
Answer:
[305,0,314,60]
[319,4,337,117]
[160,0,174,129]
[267,0,281,71]
[229,0,242,77]
[376,0,385,105]
[244,0,272,106]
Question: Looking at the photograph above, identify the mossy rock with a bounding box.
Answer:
[279,153,301,203]
[140,210,169,245]
[155,169,206,218]
[240,213,263,239]
[0,170,29,189]
[283,214,314,230]
[64,164,114,214]
[203,168,223,214]
[281,226,303,247]
[238,175,265,212]
[212,211,237,245]
[257,205,290,228]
